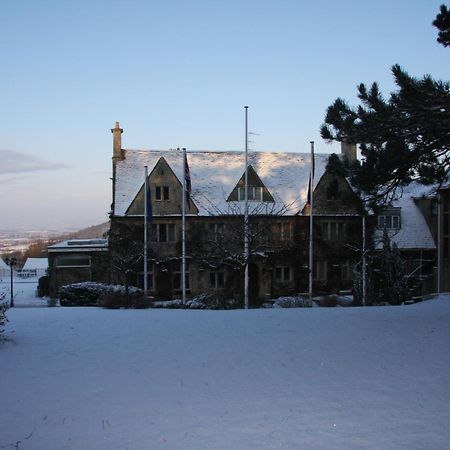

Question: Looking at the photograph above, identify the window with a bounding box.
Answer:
[138,267,154,290]
[55,255,90,267]
[314,260,327,281]
[340,261,352,280]
[151,223,176,242]
[272,222,292,241]
[174,262,190,293]
[155,186,170,201]
[326,179,340,200]
[378,214,401,229]
[209,271,225,289]
[208,223,224,241]
[238,186,263,201]
[321,222,346,240]
[275,266,292,282]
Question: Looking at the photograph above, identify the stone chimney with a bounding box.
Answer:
[111,121,124,160]
[341,141,357,165]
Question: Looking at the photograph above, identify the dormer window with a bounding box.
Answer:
[227,165,275,203]
[155,186,170,201]
[378,208,401,229]
[238,186,263,201]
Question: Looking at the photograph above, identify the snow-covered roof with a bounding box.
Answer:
[375,182,436,250]
[22,258,48,270]
[48,239,108,253]
[115,149,328,217]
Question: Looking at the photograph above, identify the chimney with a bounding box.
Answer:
[341,141,357,165]
[111,121,124,160]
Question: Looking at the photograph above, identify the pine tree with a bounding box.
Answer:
[321,6,450,204]
[373,230,408,305]
[433,4,450,47]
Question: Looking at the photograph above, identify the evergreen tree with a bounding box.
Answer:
[373,230,408,305]
[433,4,450,47]
[321,6,450,203]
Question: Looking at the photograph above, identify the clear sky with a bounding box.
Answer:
[1,0,448,231]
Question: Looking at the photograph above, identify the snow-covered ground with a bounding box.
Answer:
[1,293,449,449]
[0,276,46,308]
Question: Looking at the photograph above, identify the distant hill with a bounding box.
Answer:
[62,222,110,240]
[0,222,110,262]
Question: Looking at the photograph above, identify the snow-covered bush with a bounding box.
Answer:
[59,282,142,307]
[153,293,239,310]
[272,296,309,308]
[0,288,8,341]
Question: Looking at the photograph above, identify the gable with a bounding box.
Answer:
[226,165,275,202]
[303,171,362,216]
[126,157,198,216]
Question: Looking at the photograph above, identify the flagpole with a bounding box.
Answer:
[144,165,149,296]
[309,141,314,307]
[181,147,187,305]
[244,106,249,310]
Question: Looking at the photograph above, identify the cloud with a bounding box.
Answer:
[0,149,68,176]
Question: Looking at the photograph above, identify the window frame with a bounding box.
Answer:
[155,185,170,202]
[150,223,176,242]
[209,271,225,289]
[55,254,91,268]
[275,266,292,282]
[238,186,263,202]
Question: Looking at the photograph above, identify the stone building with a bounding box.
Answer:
[109,122,366,305]
[47,239,110,298]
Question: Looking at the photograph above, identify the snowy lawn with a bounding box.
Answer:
[1,297,450,450]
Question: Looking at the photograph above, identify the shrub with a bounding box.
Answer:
[0,289,8,341]
[99,292,126,309]
[152,294,239,310]
[38,276,50,297]
[59,282,142,307]
[317,294,338,307]
[272,296,309,308]
[131,295,152,309]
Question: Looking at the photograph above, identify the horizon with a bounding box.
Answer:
[1,0,448,230]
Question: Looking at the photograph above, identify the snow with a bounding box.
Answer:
[22,258,48,270]
[0,276,46,308]
[374,182,436,250]
[1,292,449,449]
[115,150,329,217]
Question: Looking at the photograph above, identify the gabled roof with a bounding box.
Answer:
[114,150,328,217]
[22,258,48,270]
[374,182,436,250]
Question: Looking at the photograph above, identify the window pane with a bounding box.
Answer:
[168,224,175,241]
[151,224,158,241]
[163,186,170,200]
[55,255,90,267]
[155,186,162,201]
[159,224,167,242]
[209,272,215,288]
[275,267,282,281]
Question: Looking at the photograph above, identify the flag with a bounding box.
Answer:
[144,169,152,222]
[307,147,315,204]
[184,151,192,207]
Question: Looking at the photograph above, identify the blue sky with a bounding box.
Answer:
[0,0,448,230]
